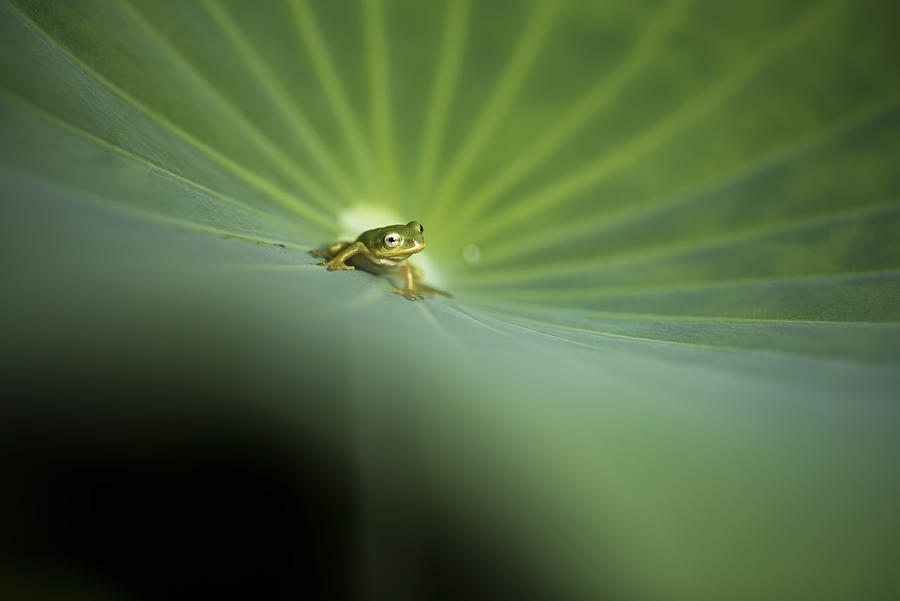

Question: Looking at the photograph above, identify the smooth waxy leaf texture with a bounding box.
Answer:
[2,1,899,599]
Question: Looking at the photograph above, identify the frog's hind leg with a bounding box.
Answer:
[389,263,424,301]
[309,241,351,259]
[409,264,452,297]
[415,282,453,297]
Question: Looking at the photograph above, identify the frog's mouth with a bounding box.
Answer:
[385,241,425,256]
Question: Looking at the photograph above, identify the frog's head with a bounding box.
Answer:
[369,221,426,258]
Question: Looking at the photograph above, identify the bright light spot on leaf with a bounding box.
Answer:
[339,205,402,240]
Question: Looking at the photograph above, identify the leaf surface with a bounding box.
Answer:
[2,1,899,599]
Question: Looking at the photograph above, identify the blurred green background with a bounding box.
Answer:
[2,0,899,599]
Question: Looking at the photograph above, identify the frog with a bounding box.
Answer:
[310,221,451,301]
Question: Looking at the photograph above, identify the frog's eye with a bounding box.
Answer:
[384,233,401,248]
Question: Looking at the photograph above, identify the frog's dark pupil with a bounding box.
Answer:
[419,224,424,233]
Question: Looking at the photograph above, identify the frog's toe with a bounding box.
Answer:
[323,262,354,271]
[390,287,423,301]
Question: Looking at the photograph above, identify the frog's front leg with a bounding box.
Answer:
[317,241,366,271]
[389,263,424,301]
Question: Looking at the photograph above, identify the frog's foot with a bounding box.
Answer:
[415,283,453,298]
[319,259,355,271]
[390,286,424,301]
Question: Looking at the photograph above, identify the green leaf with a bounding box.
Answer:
[2,0,899,599]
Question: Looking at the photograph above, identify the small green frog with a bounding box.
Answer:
[310,221,451,301]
